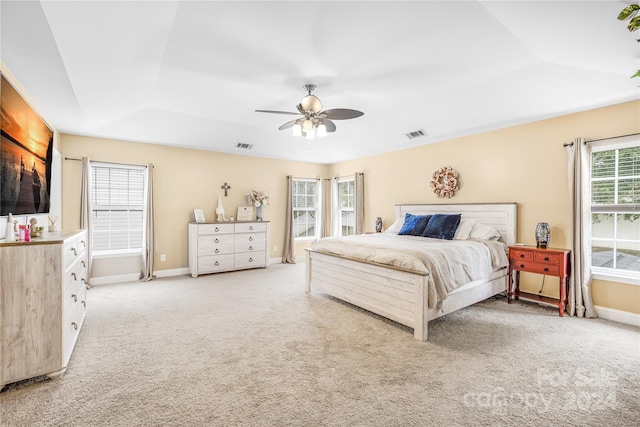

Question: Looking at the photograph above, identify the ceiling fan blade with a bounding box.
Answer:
[278,120,297,130]
[320,109,364,120]
[255,109,301,115]
[323,119,337,132]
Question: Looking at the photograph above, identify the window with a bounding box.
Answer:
[336,178,355,236]
[293,178,319,240]
[91,163,145,253]
[591,138,640,277]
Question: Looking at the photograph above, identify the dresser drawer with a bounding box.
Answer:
[198,235,234,255]
[198,223,234,235]
[198,254,234,272]
[235,222,267,233]
[234,251,266,269]
[234,233,265,252]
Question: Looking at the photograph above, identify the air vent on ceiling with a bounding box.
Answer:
[405,129,427,139]
[236,142,254,150]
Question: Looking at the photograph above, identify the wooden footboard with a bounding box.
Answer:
[306,250,508,341]
[306,249,431,340]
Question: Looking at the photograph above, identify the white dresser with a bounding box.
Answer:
[188,221,268,277]
[0,230,88,388]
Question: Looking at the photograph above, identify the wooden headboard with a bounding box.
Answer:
[395,203,517,246]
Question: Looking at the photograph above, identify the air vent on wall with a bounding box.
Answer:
[236,142,254,150]
[405,129,427,139]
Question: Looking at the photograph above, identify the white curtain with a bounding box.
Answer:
[80,157,93,285]
[282,175,295,263]
[566,137,597,318]
[140,163,155,282]
[355,172,364,235]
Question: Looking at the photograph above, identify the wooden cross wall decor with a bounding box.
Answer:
[221,182,231,196]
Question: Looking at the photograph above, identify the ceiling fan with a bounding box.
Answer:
[256,84,364,139]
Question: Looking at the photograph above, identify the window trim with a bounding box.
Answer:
[334,177,356,236]
[90,161,146,254]
[589,135,640,285]
[292,178,320,241]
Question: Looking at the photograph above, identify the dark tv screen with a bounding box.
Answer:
[0,72,53,216]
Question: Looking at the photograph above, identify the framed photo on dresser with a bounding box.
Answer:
[237,206,253,221]
[193,208,206,223]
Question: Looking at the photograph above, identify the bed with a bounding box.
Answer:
[305,203,517,341]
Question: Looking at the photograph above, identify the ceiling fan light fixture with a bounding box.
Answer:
[292,123,302,136]
[317,123,327,137]
[305,128,316,140]
[302,119,313,131]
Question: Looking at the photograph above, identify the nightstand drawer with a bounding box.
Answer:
[511,261,560,276]
[510,249,533,262]
[534,251,562,265]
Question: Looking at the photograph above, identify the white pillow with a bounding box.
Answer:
[468,223,502,241]
[384,217,405,234]
[453,219,476,240]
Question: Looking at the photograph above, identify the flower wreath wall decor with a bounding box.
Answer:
[429,166,459,198]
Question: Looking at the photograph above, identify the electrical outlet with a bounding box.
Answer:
[160,254,166,262]
[273,245,277,252]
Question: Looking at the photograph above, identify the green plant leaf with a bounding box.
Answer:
[618,4,640,20]
[628,15,640,31]
[630,70,640,78]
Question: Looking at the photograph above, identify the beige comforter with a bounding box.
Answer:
[310,234,509,308]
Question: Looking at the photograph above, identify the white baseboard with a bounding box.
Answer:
[595,305,640,327]
[154,267,189,278]
[89,273,140,286]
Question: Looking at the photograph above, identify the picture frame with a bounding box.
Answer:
[237,206,253,221]
[193,208,206,223]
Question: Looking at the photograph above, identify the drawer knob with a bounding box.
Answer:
[249,246,253,251]
[81,260,86,268]
[71,272,77,280]
[520,264,525,268]
[71,247,78,256]
[544,267,549,272]
[215,261,219,266]
[71,293,77,302]
[71,322,78,331]
[544,257,550,261]
[249,237,253,241]
[249,257,254,262]
[80,240,86,248]
[215,238,219,243]
[82,301,86,308]
[519,254,525,258]
[249,226,254,230]
[215,227,220,232]
[215,249,219,254]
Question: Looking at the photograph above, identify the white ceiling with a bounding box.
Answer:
[1,1,638,164]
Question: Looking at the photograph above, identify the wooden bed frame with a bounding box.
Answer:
[305,203,517,341]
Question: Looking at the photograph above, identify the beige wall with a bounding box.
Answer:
[61,134,329,272]
[330,100,640,315]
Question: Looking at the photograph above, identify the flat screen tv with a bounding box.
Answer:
[0,72,54,216]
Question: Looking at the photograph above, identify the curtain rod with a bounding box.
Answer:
[563,132,639,147]
[64,157,151,168]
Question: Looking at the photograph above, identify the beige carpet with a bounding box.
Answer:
[1,263,638,427]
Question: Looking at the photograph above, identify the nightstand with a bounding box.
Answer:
[507,246,571,316]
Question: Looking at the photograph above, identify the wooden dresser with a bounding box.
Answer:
[188,221,268,277]
[0,230,88,388]
[507,245,571,316]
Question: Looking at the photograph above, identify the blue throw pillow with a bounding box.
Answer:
[421,213,462,240]
[398,213,432,236]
